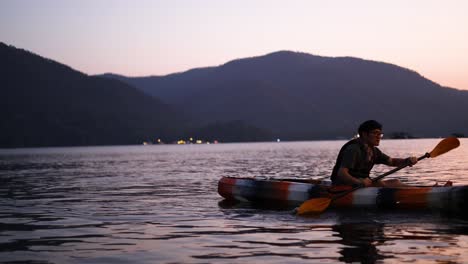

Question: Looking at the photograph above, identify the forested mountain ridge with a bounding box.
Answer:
[0,43,186,147]
[103,51,468,139]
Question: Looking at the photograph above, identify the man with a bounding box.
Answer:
[331,120,417,187]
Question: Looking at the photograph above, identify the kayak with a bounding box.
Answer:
[218,176,468,214]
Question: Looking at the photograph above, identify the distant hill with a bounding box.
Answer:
[102,51,468,139]
[0,43,188,148]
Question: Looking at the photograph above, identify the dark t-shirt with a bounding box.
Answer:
[331,139,390,184]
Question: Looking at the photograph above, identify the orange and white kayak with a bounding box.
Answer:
[218,176,468,214]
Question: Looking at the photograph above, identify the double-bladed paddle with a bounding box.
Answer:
[296,137,460,215]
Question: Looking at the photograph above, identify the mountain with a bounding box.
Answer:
[102,51,468,139]
[0,43,187,148]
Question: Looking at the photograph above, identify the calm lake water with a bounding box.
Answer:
[1,139,468,263]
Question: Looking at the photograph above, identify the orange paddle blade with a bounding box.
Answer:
[429,137,460,158]
[296,198,332,215]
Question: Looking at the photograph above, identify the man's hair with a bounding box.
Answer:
[358,120,382,136]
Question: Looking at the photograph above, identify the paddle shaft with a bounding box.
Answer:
[330,152,430,201]
[373,152,429,182]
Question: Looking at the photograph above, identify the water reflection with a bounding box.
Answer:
[218,200,468,263]
[332,210,468,263]
[333,221,388,263]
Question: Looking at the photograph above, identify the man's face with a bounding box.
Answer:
[363,129,383,146]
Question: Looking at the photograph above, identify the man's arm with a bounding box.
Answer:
[388,157,418,167]
[337,167,372,187]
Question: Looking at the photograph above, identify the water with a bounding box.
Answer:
[1,139,468,263]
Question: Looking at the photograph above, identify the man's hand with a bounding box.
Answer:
[363,178,373,187]
[406,156,418,166]
[359,178,372,187]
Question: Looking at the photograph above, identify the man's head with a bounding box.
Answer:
[358,120,383,146]
[358,120,382,136]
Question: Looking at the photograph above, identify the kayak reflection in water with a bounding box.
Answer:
[333,221,388,263]
[330,120,417,188]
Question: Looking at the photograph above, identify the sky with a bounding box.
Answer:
[1,0,468,90]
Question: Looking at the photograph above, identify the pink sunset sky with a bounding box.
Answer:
[1,0,467,90]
